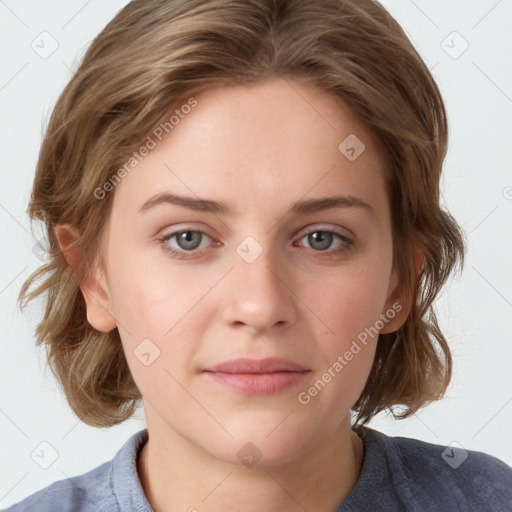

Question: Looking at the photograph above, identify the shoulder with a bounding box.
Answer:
[2,460,115,512]
[365,426,512,510]
[3,429,150,512]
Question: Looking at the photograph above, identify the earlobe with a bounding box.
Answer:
[380,282,408,334]
[413,246,424,276]
[379,247,423,335]
[54,223,117,333]
[81,266,118,333]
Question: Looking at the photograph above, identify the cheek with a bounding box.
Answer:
[107,262,199,397]
[296,268,386,415]
[310,265,391,348]
[107,241,199,336]
[106,248,218,376]
[108,267,166,338]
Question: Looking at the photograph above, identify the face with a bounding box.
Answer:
[83,77,406,466]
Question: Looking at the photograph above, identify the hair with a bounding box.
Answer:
[19,0,466,428]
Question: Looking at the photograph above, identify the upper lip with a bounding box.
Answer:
[203,357,309,374]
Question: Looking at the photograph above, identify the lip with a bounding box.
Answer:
[205,357,308,373]
[202,357,311,395]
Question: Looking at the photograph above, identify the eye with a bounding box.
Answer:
[158,229,214,260]
[158,226,355,260]
[296,228,354,257]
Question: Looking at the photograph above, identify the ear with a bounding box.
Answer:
[379,247,423,334]
[54,223,117,333]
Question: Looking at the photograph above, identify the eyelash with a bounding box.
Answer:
[157,226,355,260]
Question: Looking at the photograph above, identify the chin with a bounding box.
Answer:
[204,423,318,469]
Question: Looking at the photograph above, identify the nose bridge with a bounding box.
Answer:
[222,233,296,332]
[236,232,286,296]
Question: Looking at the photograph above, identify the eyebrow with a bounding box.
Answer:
[138,192,376,218]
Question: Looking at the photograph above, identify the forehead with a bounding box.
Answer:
[110,77,388,220]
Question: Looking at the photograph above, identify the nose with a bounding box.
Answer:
[221,241,297,335]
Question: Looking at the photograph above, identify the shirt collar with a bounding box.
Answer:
[111,428,153,512]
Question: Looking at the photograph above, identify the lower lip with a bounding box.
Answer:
[203,371,310,395]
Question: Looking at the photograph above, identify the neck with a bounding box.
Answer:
[137,417,364,512]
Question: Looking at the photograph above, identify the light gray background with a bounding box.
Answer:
[1,0,511,508]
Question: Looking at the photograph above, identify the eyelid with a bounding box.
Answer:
[159,224,216,241]
[298,223,354,240]
[160,223,354,244]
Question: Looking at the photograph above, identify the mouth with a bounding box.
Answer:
[202,357,311,395]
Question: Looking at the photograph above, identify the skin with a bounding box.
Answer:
[56,77,415,512]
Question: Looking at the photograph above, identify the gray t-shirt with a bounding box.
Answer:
[3,426,512,511]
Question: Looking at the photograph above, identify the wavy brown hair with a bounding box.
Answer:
[18,0,466,428]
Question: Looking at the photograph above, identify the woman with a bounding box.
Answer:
[9,0,512,510]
